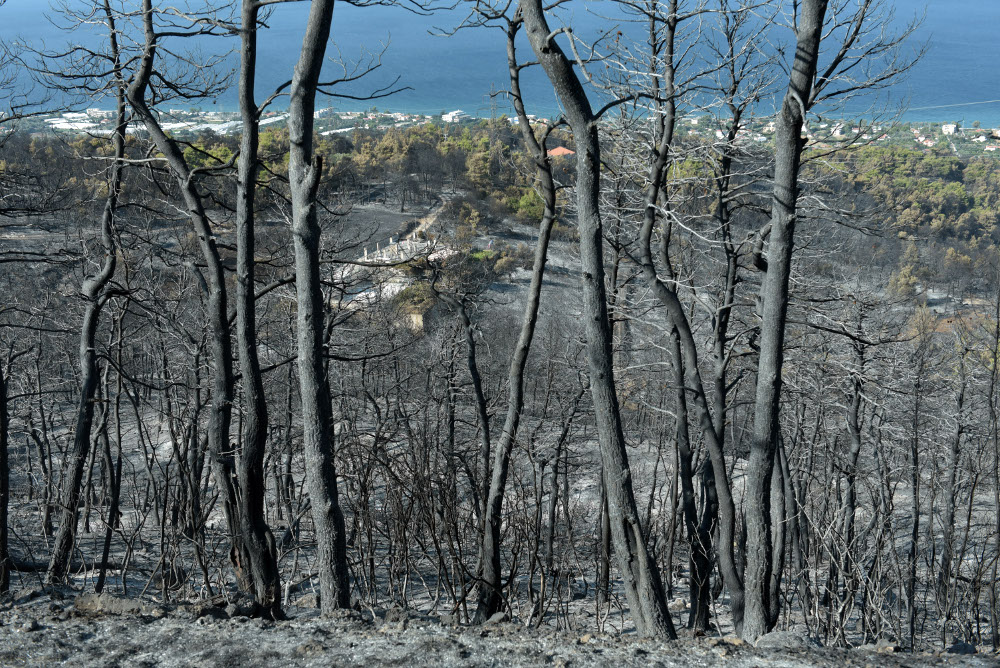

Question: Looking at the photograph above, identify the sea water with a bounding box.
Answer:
[0,0,997,125]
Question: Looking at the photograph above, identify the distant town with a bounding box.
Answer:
[23,105,1000,159]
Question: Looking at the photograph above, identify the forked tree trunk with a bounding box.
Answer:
[287,0,351,613]
[474,14,556,623]
[47,8,124,579]
[743,0,827,642]
[234,0,282,618]
[629,1,748,631]
[126,0,247,592]
[520,0,675,638]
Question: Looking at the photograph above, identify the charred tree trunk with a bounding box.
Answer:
[907,352,925,649]
[474,14,556,624]
[287,0,351,613]
[0,356,9,593]
[629,0,747,633]
[125,0,245,591]
[743,0,826,642]
[47,12,124,579]
[670,329,711,631]
[521,0,675,638]
[937,356,965,643]
[96,307,124,594]
[234,0,282,618]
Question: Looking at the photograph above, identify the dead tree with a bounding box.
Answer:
[743,0,919,640]
[46,0,125,581]
[232,0,282,618]
[287,0,351,612]
[125,0,259,598]
[520,0,676,638]
[471,6,559,624]
[0,349,9,593]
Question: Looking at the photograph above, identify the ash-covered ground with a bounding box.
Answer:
[0,588,993,667]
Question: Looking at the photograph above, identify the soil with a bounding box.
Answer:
[0,588,993,668]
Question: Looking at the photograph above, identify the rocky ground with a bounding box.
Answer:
[0,588,994,667]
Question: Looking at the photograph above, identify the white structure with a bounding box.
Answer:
[942,123,958,135]
[442,109,470,123]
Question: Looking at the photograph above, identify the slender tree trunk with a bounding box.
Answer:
[434,299,490,526]
[287,0,351,613]
[474,15,556,623]
[743,0,827,642]
[126,0,246,590]
[96,307,124,594]
[907,355,925,649]
[669,329,709,630]
[521,0,675,637]
[47,17,124,579]
[768,437,786,629]
[597,472,611,610]
[629,2,746,631]
[0,357,9,594]
[234,0,282,618]
[842,340,864,612]
[937,354,965,632]
[989,274,1000,651]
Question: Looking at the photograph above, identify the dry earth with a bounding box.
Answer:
[0,588,994,667]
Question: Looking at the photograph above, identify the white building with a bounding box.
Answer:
[442,109,470,123]
[942,123,958,135]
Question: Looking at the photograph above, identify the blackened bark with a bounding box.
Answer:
[47,7,124,579]
[767,438,786,629]
[125,0,245,590]
[629,0,747,631]
[670,330,711,631]
[520,0,675,638]
[433,296,490,527]
[96,309,124,594]
[0,359,9,593]
[235,0,282,618]
[906,352,925,649]
[935,359,964,643]
[743,0,827,642]
[474,14,556,623]
[287,0,351,613]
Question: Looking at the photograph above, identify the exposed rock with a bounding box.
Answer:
[947,641,977,655]
[18,618,40,632]
[189,601,229,621]
[383,607,410,630]
[438,613,460,626]
[384,607,409,624]
[874,638,901,654]
[74,593,164,618]
[293,640,326,658]
[294,593,319,609]
[755,631,822,650]
[485,611,510,625]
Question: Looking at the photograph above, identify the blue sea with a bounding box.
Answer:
[2,0,998,125]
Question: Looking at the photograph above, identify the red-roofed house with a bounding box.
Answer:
[547,146,575,157]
